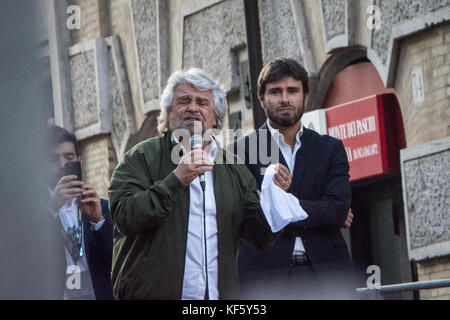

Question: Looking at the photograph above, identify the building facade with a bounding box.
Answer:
[46,0,450,299]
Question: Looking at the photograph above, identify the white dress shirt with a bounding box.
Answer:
[57,198,105,273]
[49,193,105,299]
[266,121,303,174]
[58,198,90,274]
[175,134,307,300]
[179,137,220,300]
[266,121,308,255]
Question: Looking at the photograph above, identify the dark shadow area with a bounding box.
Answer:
[0,0,64,299]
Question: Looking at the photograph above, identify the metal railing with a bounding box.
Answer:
[356,278,450,299]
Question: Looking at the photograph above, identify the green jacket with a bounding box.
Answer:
[108,131,278,299]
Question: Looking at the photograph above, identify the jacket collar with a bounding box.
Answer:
[258,123,314,189]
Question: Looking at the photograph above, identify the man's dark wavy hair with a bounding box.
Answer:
[257,58,309,99]
[46,125,79,157]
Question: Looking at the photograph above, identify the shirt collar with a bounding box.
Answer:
[266,120,303,145]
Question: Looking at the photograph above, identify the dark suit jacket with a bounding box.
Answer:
[49,198,114,300]
[82,199,114,300]
[231,124,352,278]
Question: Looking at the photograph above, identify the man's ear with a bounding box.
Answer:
[78,157,82,167]
[258,95,265,109]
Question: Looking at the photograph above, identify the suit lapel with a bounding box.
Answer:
[82,211,91,263]
[290,128,313,195]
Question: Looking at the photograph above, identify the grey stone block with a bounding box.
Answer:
[182,0,246,93]
[69,38,111,139]
[401,137,450,261]
[258,0,303,65]
[321,0,346,41]
[130,0,159,105]
[68,36,136,159]
[70,49,98,130]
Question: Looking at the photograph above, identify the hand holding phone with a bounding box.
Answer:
[49,161,85,212]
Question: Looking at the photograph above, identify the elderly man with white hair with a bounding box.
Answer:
[108,68,306,300]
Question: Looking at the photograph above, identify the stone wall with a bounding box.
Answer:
[70,49,98,130]
[129,0,159,107]
[321,0,346,41]
[182,0,246,93]
[258,0,303,65]
[66,1,119,198]
[79,135,117,199]
[401,137,450,300]
[70,0,108,42]
[108,0,146,126]
[368,0,450,85]
[302,0,328,72]
[402,148,450,252]
[371,0,449,66]
[417,256,450,300]
[106,36,137,161]
[394,23,450,147]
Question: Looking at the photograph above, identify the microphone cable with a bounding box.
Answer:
[190,134,209,299]
[201,181,209,300]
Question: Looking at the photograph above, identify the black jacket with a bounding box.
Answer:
[231,125,352,273]
[82,199,114,300]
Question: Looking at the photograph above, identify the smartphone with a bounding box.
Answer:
[64,160,82,181]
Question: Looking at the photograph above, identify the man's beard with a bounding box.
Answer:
[170,116,207,136]
[265,101,304,127]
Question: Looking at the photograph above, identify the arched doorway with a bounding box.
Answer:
[322,60,393,108]
[314,48,415,300]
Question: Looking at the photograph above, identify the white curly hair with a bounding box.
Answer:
[157,68,227,134]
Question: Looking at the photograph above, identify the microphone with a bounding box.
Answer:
[190,134,206,191]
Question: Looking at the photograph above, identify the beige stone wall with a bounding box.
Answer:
[70,0,146,131]
[354,0,372,48]
[68,0,118,199]
[303,0,328,70]
[394,23,450,148]
[108,0,146,128]
[417,256,450,300]
[79,135,116,199]
[69,0,109,43]
[394,22,450,300]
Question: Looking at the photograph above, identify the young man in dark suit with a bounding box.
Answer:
[231,58,356,299]
[46,125,114,299]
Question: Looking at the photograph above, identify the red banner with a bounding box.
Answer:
[326,94,405,183]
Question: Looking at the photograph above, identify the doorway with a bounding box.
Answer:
[316,48,414,299]
[351,178,414,299]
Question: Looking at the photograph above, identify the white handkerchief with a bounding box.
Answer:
[260,164,308,233]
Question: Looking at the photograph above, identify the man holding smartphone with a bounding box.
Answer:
[46,125,114,300]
